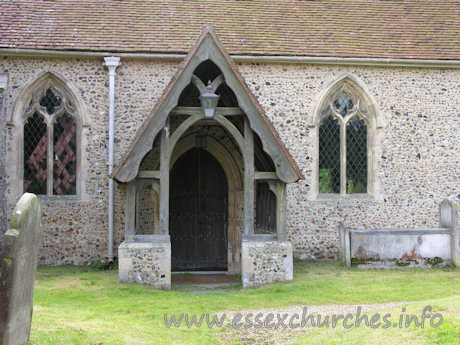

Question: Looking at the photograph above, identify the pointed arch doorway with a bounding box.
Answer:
[170,147,228,271]
[114,27,303,289]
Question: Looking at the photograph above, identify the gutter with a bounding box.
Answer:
[1,48,459,69]
[103,57,121,262]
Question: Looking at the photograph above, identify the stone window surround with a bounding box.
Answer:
[8,71,90,202]
[308,74,384,201]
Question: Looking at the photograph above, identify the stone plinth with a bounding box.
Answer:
[339,200,458,269]
[350,229,452,268]
[118,236,171,289]
[241,240,293,288]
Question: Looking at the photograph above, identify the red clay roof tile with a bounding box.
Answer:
[1,0,459,60]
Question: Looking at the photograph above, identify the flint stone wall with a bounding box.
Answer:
[241,240,293,288]
[0,55,459,265]
[118,238,171,289]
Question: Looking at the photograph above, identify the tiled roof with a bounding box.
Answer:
[1,0,459,60]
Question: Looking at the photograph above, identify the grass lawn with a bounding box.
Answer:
[29,262,459,344]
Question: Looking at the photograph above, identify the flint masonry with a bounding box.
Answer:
[0,0,459,287]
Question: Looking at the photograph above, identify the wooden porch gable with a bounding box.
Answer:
[111,27,303,184]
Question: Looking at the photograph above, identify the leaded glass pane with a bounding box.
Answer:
[255,182,276,234]
[319,116,340,193]
[53,113,76,195]
[39,88,61,115]
[24,113,47,194]
[333,91,354,117]
[346,117,367,194]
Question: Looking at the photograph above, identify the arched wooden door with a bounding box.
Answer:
[170,148,228,271]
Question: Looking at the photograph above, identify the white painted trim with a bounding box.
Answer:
[103,56,121,262]
[0,48,185,61]
[1,48,459,69]
[0,73,8,90]
[232,55,460,69]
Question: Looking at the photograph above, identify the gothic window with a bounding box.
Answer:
[319,116,340,193]
[24,113,48,194]
[53,113,77,195]
[23,86,78,195]
[318,80,372,195]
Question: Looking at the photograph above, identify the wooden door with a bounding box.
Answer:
[170,148,228,271]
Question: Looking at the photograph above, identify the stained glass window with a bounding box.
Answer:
[23,86,78,196]
[346,117,367,194]
[24,113,47,194]
[333,91,354,117]
[319,86,369,195]
[39,88,61,115]
[319,116,340,193]
[53,114,77,195]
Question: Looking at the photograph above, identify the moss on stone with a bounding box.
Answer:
[425,257,444,266]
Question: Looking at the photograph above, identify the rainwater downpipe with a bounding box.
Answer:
[103,56,121,262]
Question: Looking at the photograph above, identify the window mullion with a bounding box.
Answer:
[47,123,53,195]
[340,121,346,196]
[367,125,372,195]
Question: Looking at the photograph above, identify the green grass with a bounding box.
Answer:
[29,262,460,344]
[294,296,460,345]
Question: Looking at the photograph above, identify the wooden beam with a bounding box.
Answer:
[113,33,302,184]
[214,115,245,150]
[135,181,141,235]
[254,149,274,172]
[210,74,225,91]
[276,181,287,241]
[191,75,207,94]
[137,171,161,179]
[243,118,254,236]
[254,172,278,180]
[125,181,136,241]
[171,107,244,116]
[159,122,170,235]
[217,107,244,116]
[168,114,201,156]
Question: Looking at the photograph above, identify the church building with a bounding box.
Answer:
[0,0,458,288]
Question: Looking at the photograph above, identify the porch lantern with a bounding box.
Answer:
[199,81,220,118]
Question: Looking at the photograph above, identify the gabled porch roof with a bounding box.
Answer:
[111,27,304,183]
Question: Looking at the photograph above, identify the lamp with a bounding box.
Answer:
[199,81,220,118]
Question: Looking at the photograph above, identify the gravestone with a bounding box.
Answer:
[0,193,42,345]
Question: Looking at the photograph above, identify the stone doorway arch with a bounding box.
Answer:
[170,147,228,271]
[115,27,303,288]
[171,134,243,273]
